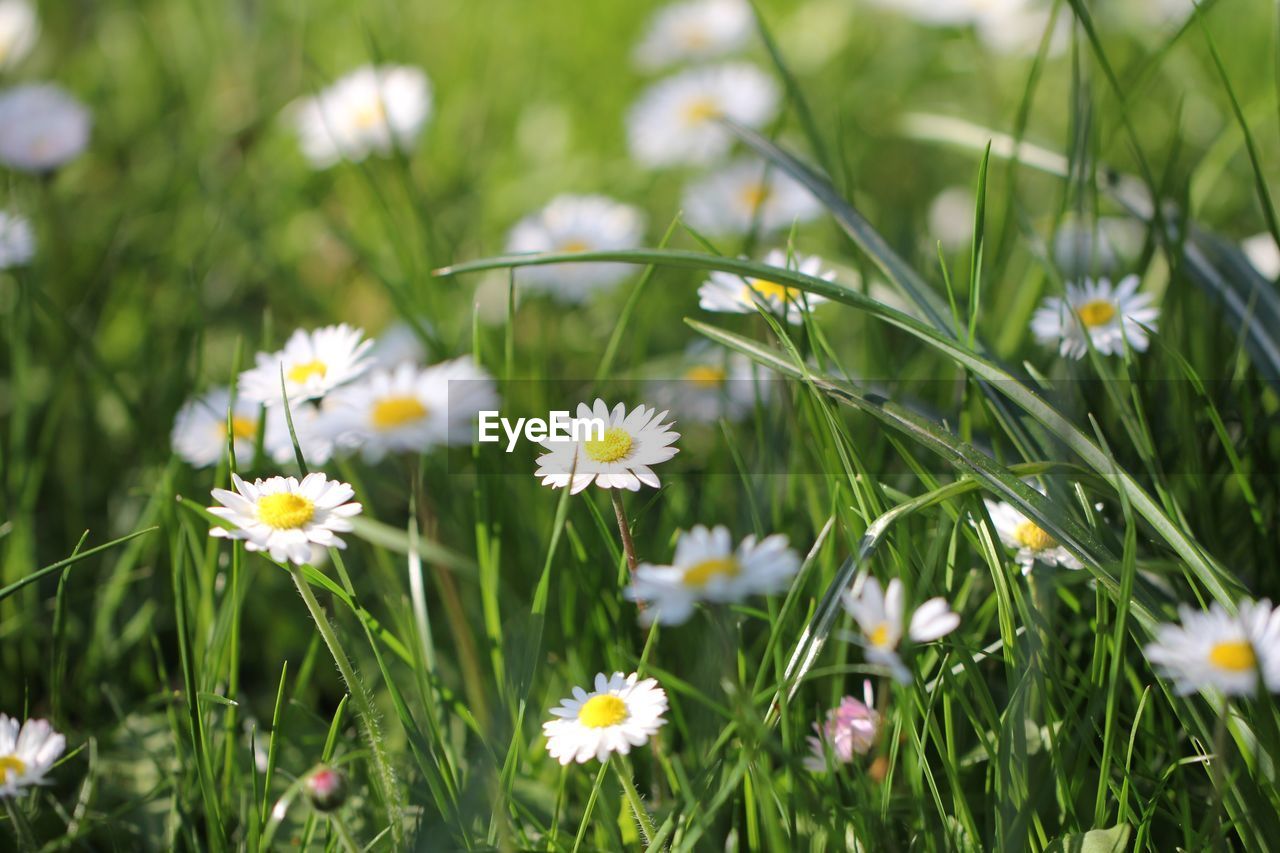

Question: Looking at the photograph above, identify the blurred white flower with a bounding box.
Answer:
[983,499,1082,575]
[804,681,879,772]
[535,399,679,494]
[624,524,800,625]
[1243,233,1280,280]
[627,63,779,168]
[1144,599,1280,696]
[0,210,34,269]
[171,386,261,469]
[648,342,767,423]
[0,714,65,798]
[325,358,499,462]
[927,187,976,253]
[505,194,646,302]
[208,472,362,565]
[369,320,430,368]
[683,158,822,234]
[842,576,960,682]
[1051,217,1144,279]
[263,401,340,467]
[633,0,753,70]
[1031,276,1159,359]
[239,324,373,407]
[0,83,91,172]
[290,65,432,168]
[974,2,1067,56]
[698,248,833,324]
[0,0,38,70]
[543,672,668,765]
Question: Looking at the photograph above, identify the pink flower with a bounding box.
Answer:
[804,682,879,772]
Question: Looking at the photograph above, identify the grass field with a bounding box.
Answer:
[4,0,1280,849]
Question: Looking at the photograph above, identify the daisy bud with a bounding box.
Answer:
[305,765,347,812]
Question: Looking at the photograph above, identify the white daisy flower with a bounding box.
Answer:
[0,714,65,798]
[1243,233,1280,280]
[927,187,975,252]
[534,399,679,494]
[171,386,261,469]
[542,672,668,765]
[633,0,753,70]
[505,194,646,302]
[262,401,341,467]
[1051,217,1144,279]
[683,158,822,235]
[974,1,1067,56]
[290,65,432,168]
[626,63,779,168]
[648,342,767,424]
[983,499,1082,575]
[698,248,833,324]
[804,681,879,772]
[0,84,91,173]
[368,320,431,368]
[842,577,960,683]
[1144,599,1280,697]
[325,358,499,462]
[1031,275,1159,360]
[624,524,800,626]
[0,210,34,269]
[238,324,374,407]
[208,472,362,565]
[0,0,38,71]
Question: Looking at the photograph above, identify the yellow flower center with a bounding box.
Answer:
[221,416,258,442]
[683,557,740,588]
[371,396,428,431]
[1208,640,1256,673]
[1014,520,1056,551]
[683,365,727,388]
[353,99,387,130]
[585,427,633,463]
[287,360,328,384]
[682,96,722,125]
[869,623,892,648]
[1076,299,1117,328]
[681,28,710,49]
[0,755,26,784]
[257,493,316,530]
[742,278,796,303]
[577,694,628,729]
[559,239,591,253]
[739,183,770,212]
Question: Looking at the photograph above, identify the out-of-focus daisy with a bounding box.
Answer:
[290,65,432,168]
[263,401,340,467]
[1051,217,1143,279]
[208,472,361,565]
[804,681,879,772]
[974,2,1067,56]
[1031,276,1159,360]
[1243,233,1280,280]
[368,320,431,368]
[505,194,646,302]
[239,324,373,406]
[623,525,800,625]
[983,499,1082,575]
[626,63,779,168]
[698,248,833,324]
[542,672,668,765]
[648,342,766,423]
[927,187,975,252]
[0,0,38,71]
[171,387,261,469]
[0,714,64,797]
[1144,599,1280,696]
[633,0,753,70]
[0,84,91,172]
[683,158,822,235]
[0,210,34,269]
[842,577,960,682]
[535,399,679,494]
[325,358,499,462]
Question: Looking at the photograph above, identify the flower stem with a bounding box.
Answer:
[5,798,38,853]
[610,490,639,576]
[613,759,657,846]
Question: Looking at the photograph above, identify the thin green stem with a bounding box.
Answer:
[5,798,38,853]
[609,490,638,577]
[613,759,657,847]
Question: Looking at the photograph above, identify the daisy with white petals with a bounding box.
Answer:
[543,672,668,765]
[1031,276,1159,360]
[983,500,1081,575]
[699,249,833,324]
[683,158,822,235]
[627,63,779,168]
[263,401,340,467]
[633,0,753,70]
[171,387,261,469]
[624,525,800,625]
[326,358,499,462]
[0,84,91,172]
[505,194,646,302]
[0,714,65,797]
[291,65,432,168]
[1144,599,1280,696]
[0,210,34,269]
[239,324,373,407]
[535,400,679,494]
[0,1,38,71]
[208,473,362,565]
[648,342,766,423]
[842,577,960,682]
